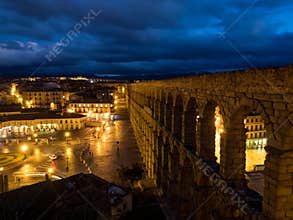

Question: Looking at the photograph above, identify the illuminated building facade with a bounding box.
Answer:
[244,114,267,149]
[21,89,64,109]
[0,113,86,137]
[67,102,113,121]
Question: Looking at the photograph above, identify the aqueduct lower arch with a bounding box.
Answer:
[127,65,293,220]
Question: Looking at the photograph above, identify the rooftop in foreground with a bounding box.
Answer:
[0,173,131,220]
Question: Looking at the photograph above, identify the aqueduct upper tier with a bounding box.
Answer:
[127,65,293,220]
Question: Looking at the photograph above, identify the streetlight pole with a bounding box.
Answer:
[66,156,69,172]
[65,132,70,144]
[21,145,28,158]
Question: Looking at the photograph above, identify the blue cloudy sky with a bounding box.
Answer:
[0,0,292,78]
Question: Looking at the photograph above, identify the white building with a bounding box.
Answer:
[0,112,87,137]
[67,102,113,121]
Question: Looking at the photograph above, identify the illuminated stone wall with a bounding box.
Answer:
[127,65,293,220]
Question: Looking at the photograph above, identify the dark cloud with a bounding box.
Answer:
[0,0,292,78]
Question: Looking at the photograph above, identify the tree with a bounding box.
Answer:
[117,163,144,186]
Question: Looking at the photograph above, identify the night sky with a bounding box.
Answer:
[0,0,292,79]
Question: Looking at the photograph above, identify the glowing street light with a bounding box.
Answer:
[65,132,70,143]
[21,144,28,157]
[21,145,28,152]
[0,167,3,172]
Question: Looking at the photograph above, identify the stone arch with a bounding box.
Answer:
[166,93,173,131]
[170,145,180,183]
[154,99,160,120]
[162,137,171,194]
[156,131,164,186]
[263,113,293,218]
[184,97,198,151]
[173,95,184,141]
[159,92,166,125]
[178,157,196,219]
[221,103,268,187]
[168,145,181,214]
[150,92,155,116]
[200,100,222,161]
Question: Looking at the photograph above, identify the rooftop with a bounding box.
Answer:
[0,104,22,113]
[0,173,129,219]
[69,99,113,104]
[0,112,85,122]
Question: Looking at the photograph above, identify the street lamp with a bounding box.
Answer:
[33,133,38,143]
[21,145,28,158]
[65,153,69,172]
[0,167,3,173]
[21,145,28,157]
[21,145,28,151]
[65,132,70,143]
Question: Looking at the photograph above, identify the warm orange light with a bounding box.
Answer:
[48,168,54,174]
[215,106,224,163]
[21,145,28,152]
[66,148,72,156]
[2,148,9,153]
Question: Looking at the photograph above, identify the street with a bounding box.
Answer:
[1,97,142,191]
